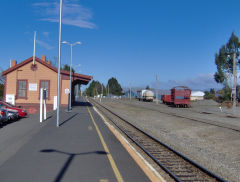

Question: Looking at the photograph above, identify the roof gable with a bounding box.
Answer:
[2,56,93,82]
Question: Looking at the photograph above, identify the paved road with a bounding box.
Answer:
[0,99,150,182]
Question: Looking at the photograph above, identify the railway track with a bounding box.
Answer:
[113,99,240,133]
[89,98,226,182]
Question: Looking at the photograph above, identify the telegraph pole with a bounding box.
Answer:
[102,84,103,98]
[156,74,158,104]
[232,52,237,115]
[130,82,132,101]
[33,31,36,65]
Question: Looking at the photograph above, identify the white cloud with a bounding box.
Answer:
[36,39,54,50]
[153,73,223,91]
[33,1,96,29]
[42,32,50,38]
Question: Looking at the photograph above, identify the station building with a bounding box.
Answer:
[2,55,92,113]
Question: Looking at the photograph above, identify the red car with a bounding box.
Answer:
[0,101,27,118]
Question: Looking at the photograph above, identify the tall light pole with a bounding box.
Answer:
[232,52,237,115]
[57,0,63,127]
[62,41,81,110]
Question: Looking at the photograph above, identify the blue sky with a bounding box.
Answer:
[1,0,240,90]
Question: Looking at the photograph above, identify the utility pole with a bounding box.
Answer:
[33,31,36,65]
[156,74,158,104]
[130,82,132,101]
[102,84,103,98]
[229,73,233,101]
[232,52,237,115]
[95,87,98,96]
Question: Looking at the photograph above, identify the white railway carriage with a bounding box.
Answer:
[137,90,154,102]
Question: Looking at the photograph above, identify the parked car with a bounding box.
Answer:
[6,110,19,121]
[0,101,27,118]
[0,108,8,125]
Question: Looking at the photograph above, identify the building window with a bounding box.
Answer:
[17,80,27,98]
[40,80,50,99]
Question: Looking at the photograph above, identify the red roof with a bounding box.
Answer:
[2,56,93,83]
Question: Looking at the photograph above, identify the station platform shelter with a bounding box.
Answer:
[2,55,92,114]
[0,98,157,182]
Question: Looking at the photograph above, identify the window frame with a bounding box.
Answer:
[39,80,50,100]
[16,79,28,99]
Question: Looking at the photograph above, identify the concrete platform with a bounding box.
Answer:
[0,99,151,182]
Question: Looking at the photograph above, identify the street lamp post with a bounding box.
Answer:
[57,0,63,127]
[62,41,81,111]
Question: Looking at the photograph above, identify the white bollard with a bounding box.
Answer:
[40,88,43,122]
[44,89,47,120]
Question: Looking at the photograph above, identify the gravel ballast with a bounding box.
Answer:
[99,98,240,182]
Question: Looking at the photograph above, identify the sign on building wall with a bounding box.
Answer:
[6,94,15,105]
[65,88,70,94]
[29,83,38,91]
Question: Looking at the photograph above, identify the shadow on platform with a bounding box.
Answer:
[59,113,78,126]
[40,149,108,182]
[72,101,92,107]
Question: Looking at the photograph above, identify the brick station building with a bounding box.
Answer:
[2,55,92,114]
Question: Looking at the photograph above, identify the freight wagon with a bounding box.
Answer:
[161,94,172,104]
[161,86,191,107]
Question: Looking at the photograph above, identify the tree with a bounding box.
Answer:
[237,85,240,100]
[210,88,216,95]
[85,80,106,97]
[146,85,150,90]
[0,67,5,99]
[61,64,75,73]
[0,84,3,99]
[0,67,5,85]
[204,88,216,100]
[214,32,240,85]
[107,77,123,96]
[215,85,232,102]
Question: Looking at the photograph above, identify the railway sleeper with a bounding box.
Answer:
[157,157,181,161]
[146,148,167,152]
[164,166,194,171]
[181,180,207,182]
[176,174,196,178]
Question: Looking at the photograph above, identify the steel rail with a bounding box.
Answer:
[115,99,240,133]
[90,98,227,182]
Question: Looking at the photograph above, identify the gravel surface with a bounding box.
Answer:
[99,98,240,182]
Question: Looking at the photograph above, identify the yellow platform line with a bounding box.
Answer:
[87,107,124,182]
